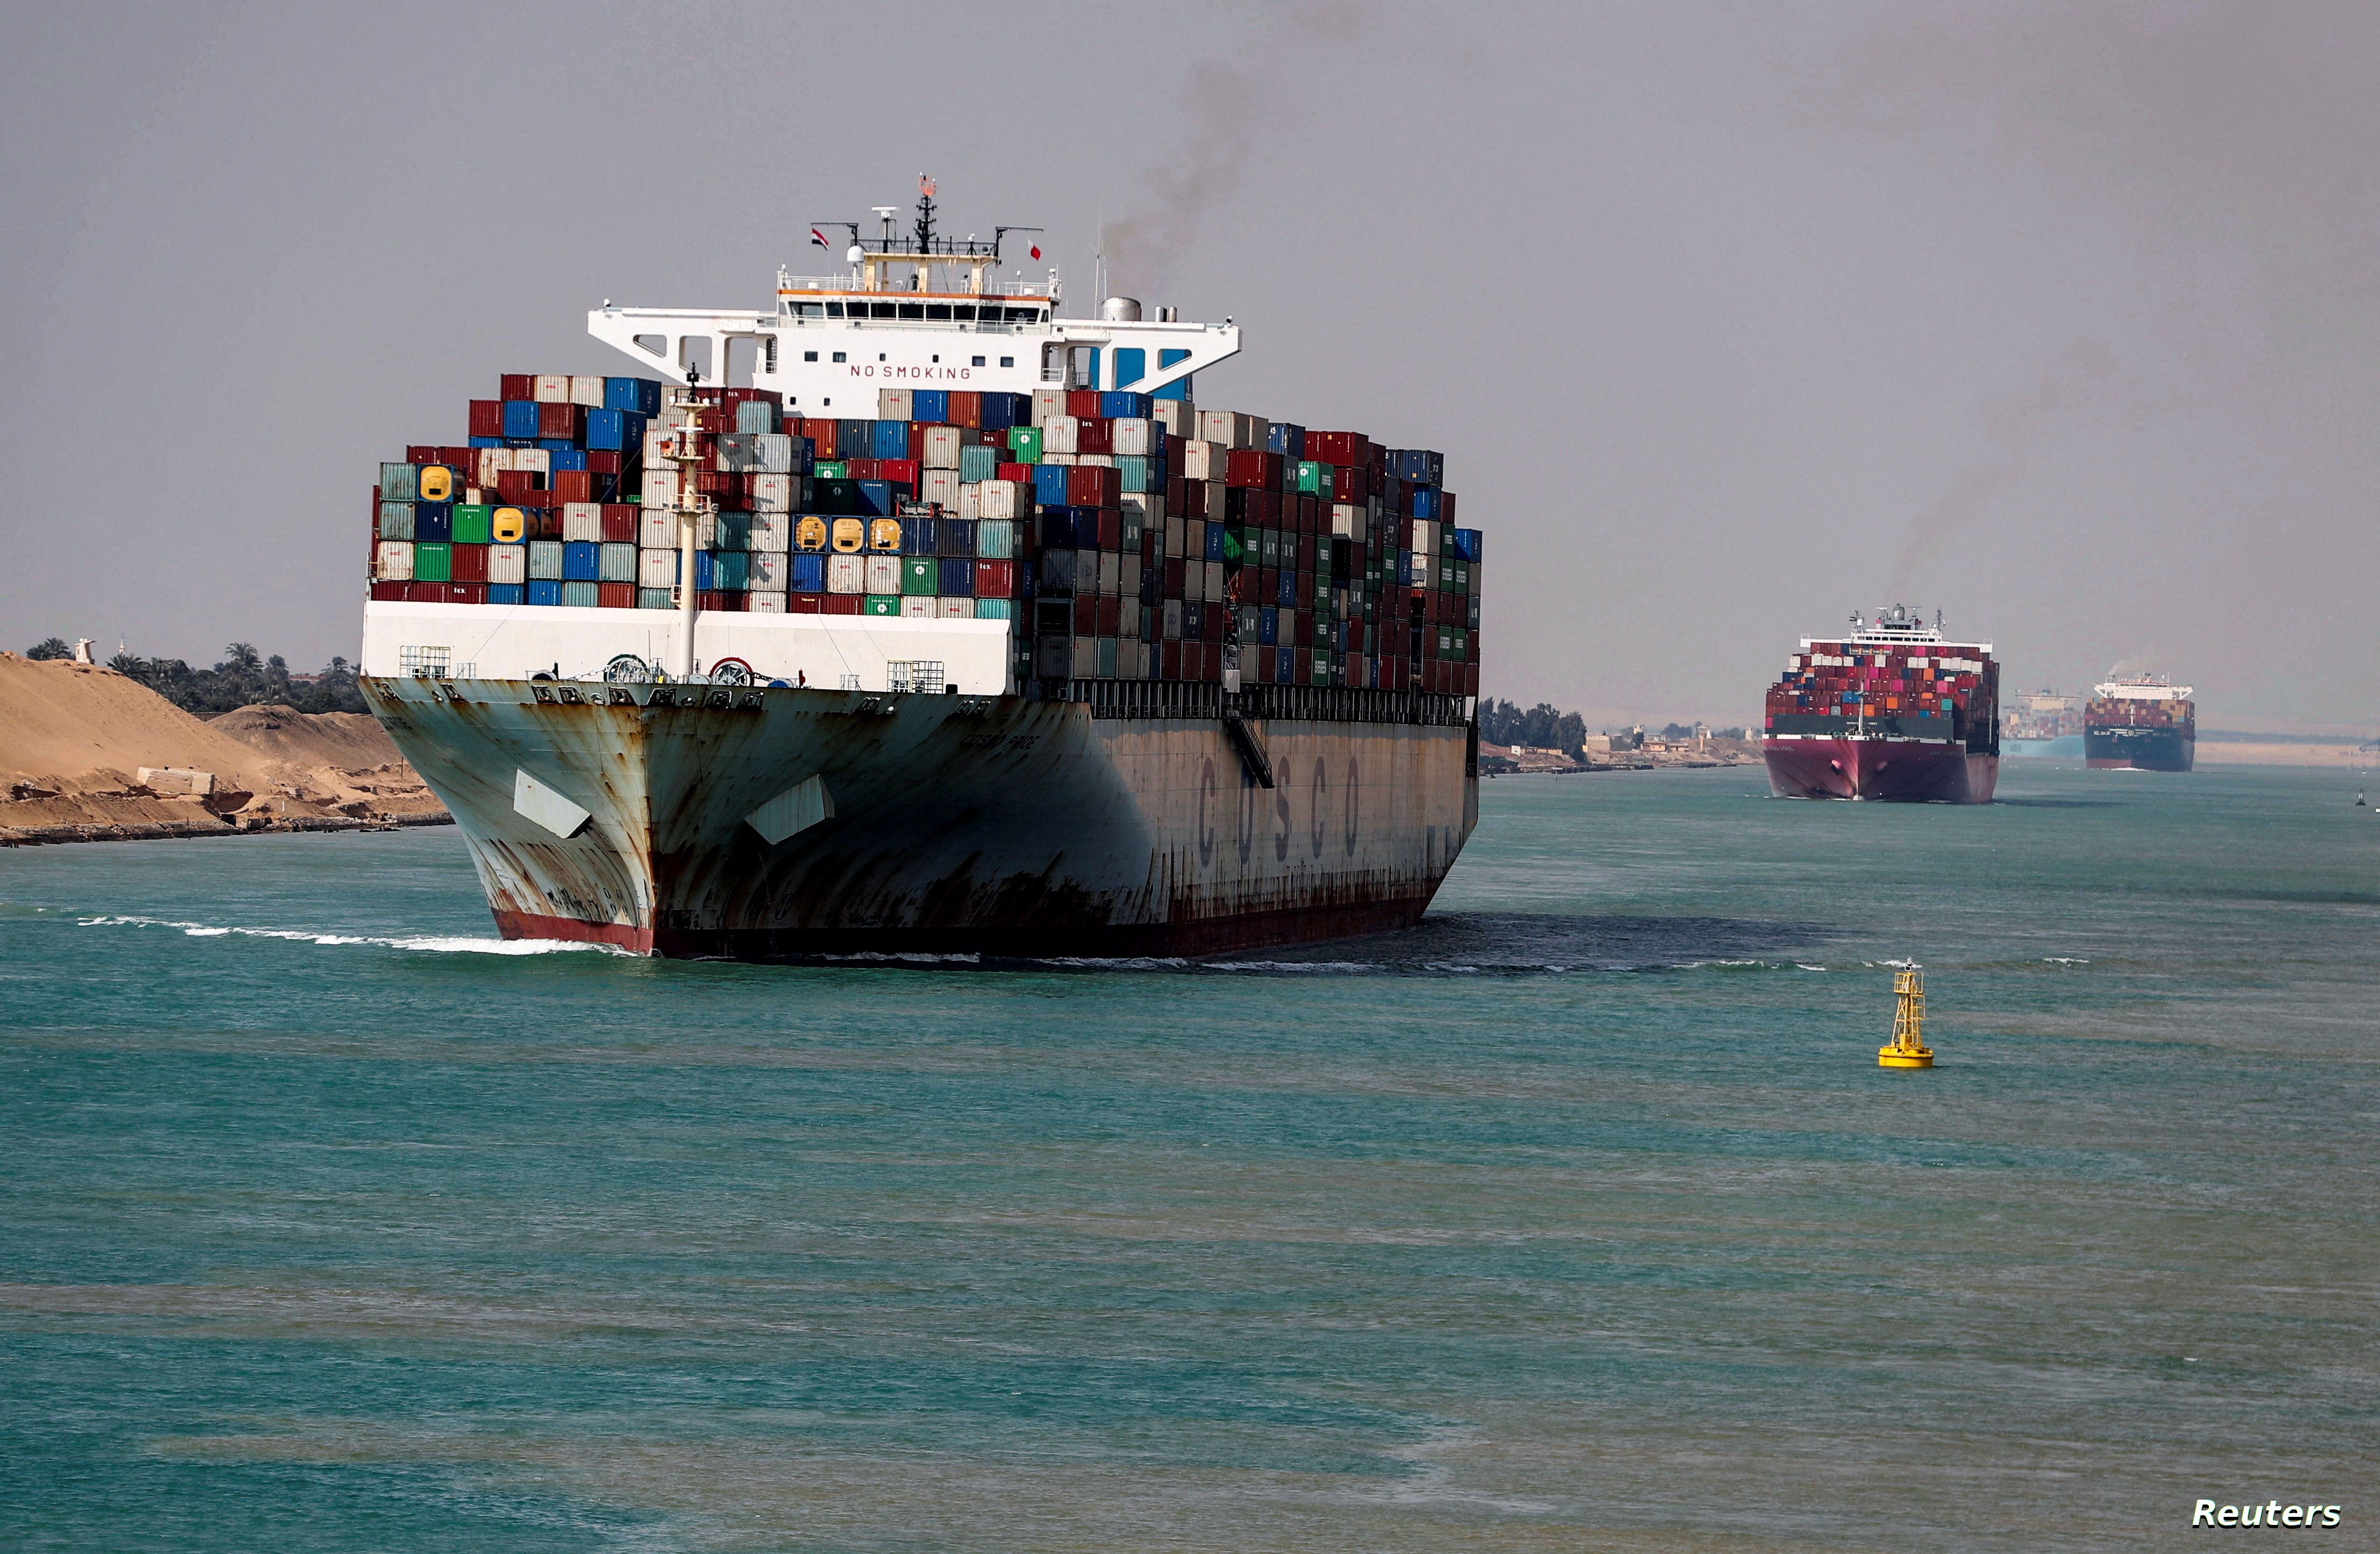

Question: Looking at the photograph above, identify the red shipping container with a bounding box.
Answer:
[587,450,622,475]
[697,471,734,497]
[468,400,504,437]
[1180,481,1207,519]
[1074,595,1098,634]
[438,446,474,469]
[1440,491,1457,527]
[1075,418,1113,456]
[552,469,594,503]
[801,419,838,457]
[1332,465,1371,504]
[1181,641,1203,680]
[370,580,407,601]
[1067,390,1101,418]
[906,423,926,464]
[1067,465,1120,507]
[1306,430,1371,467]
[1202,608,1224,642]
[492,469,543,501]
[1227,449,1286,490]
[1164,558,1185,597]
[876,457,921,488]
[1464,662,1479,697]
[449,543,489,583]
[537,402,582,440]
[1296,610,1316,647]
[948,391,981,428]
[846,458,880,482]
[974,559,1016,597]
[599,505,638,543]
[442,582,489,605]
[822,594,863,615]
[500,373,535,400]
[996,461,1034,483]
[788,593,824,613]
[598,582,635,609]
[405,444,439,464]
[697,590,746,612]
[1160,641,1181,678]
[1291,493,1315,531]
[1096,596,1121,636]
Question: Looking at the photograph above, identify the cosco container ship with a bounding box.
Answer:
[2084,675,2194,771]
[358,186,1484,957]
[1761,605,2000,802]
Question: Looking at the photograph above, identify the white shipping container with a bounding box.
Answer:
[533,374,571,403]
[1078,453,1115,469]
[474,448,513,483]
[1330,503,1365,541]
[1097,550,1120,597]
[1120,553,1141,598]
[488,544,526,584]
[1112,417,1152,457]
[748,473,792,511]
[1031,387,1067,426]
[1071,637,1098,676]
[513,448,549,476]
[980,479,1029,520]
[957,481,981,520]
[638,548,679,588]
[1166,513,1188,559]
[1199,410,1267,450]
[640,509,676,548]
[1163,598,1183,639]
[375,540,414,581]
[1152,400,1198,438]
[1120,491,1166,528]
[644,426,673,464]
[562,503,603,542]
[1042,416,1079,455]
[827,554,866,594]
[863,555,900,594]
[1180,440,1223,481]
[922,424,963,469]
[900,596,936,619]
[1202,560,1223,603]
[746,512,790,553]
[935,597,976,619]
[878,387,912,421]
[746,590,786,614]
[748,552,787,591]
[569,375,606,408]
[643,469,679,509]
[921,468,961,507]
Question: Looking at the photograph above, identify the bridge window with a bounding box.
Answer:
[971,356,985,366]
[953,305,976,321]
[869,302,896,320]
[896,303,924,320]
[804,351,818,362]
[924,304,951,321]
[831,352,846,363]
[790,301,824,317]
[825,302,845,317]
[999,356,1013,368]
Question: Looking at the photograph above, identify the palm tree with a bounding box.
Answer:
[224,642,262,670]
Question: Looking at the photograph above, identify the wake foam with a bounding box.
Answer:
[76,915,623,956]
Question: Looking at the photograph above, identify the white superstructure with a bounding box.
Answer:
[2093,674,2193,701]
[585,179,1240,412]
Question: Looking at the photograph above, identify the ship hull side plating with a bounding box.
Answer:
[2084,725,2195,772]
[365,678,1478,958]
[1762,737,1998,803]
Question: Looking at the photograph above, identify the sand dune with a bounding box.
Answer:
[0,654,446,843]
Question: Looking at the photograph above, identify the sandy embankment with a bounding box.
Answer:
[0,654,448,845]
[2194,741,2374,768]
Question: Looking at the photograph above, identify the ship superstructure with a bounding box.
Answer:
[2085,675,2194,772]
[1761,605,2000,803]
[357,186,1484,957]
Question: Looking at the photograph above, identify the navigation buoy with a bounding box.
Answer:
[1878,964,1934,1068]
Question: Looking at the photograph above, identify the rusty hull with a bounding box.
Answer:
[363,677,1478,959]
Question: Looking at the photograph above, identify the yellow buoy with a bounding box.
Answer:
[1878,964,1934,1068]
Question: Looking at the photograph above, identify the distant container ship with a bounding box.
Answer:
[2002,689,2085,758]
[2085,676,2194,772]
[1761,605,2000,803]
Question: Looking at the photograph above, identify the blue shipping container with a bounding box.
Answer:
[912,390,948,423]
[900,515,938,555]
[693,552,715,591]
[1099,391,1151,419]
[585,408,626,450]
[1266,422,1306,461]
[1393,449,1445,485]
[1411,486,1441,521]
[958,444,999,483]
[604,377,662,414]
[1032,464,1071,506]
[938,558,974,596]
[980,392,1021,432]
[937,518,974,557]
[562,541,602,581]
[1039,509,1075,549]
[414,503,453,543]
[526,580,562,606]
[1203,522,1227,563]
[976,597,1013,621]
[502,400,541,439]
[1452,527,1483,562]
[857,479,897,516]
[468,435,502,449]
[789,554,825,592]
[545,445,588,471]
[561,581,599,608]
[871,420,909,460]
[1259,607,1279,646]
[713,552,751,590]
[488,583,525,605]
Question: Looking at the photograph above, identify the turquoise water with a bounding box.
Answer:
[4,761,2374,1551]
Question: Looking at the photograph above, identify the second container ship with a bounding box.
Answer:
[1761,605,2000,803]
[2085,675,2195,771]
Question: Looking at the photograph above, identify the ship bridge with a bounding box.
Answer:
[585,179,1240,416]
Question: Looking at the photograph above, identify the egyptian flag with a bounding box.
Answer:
[811,228,829,248]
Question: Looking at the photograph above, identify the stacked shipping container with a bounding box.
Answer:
[1764,642,1998,746]
[369,377,1484,693]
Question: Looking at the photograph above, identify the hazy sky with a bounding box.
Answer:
[4,1,2373,731]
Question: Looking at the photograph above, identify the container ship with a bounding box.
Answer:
[1761,605,2000,802]
[2002,688,2085,758]
[2084,675,2194,771]
[357,186,1484,958]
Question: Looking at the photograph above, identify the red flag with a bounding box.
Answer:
[1029,244,1041,260]
[811,228,828,248]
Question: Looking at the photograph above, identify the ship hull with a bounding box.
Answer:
[2084,725,2194,773]
[364,677,1478,958]
[2003,734,2084,759]
[1762,737,1998,803]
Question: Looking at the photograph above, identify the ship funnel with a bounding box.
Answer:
[1098,296,1142,321]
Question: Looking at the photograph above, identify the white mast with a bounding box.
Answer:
[663,385,714,682]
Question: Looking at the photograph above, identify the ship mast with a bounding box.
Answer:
[663,381,715,681]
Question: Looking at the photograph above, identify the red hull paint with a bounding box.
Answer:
[1763,738,1998,803]
[497,895,1434,959]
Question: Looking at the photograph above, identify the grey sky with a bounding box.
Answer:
[3,1,2372,730]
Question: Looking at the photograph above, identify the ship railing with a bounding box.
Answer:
[1041,678,1470,728]
[778,271,1057,299]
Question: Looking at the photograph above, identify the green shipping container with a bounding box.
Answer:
[1296,461,1333,496]
[638,588,674,610]
[412,542,452,582]
[450,504,492,545]
[863,594,900,616]
[1007,426,1044,461]
[814,461,848,479]
[900,557,938,596]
